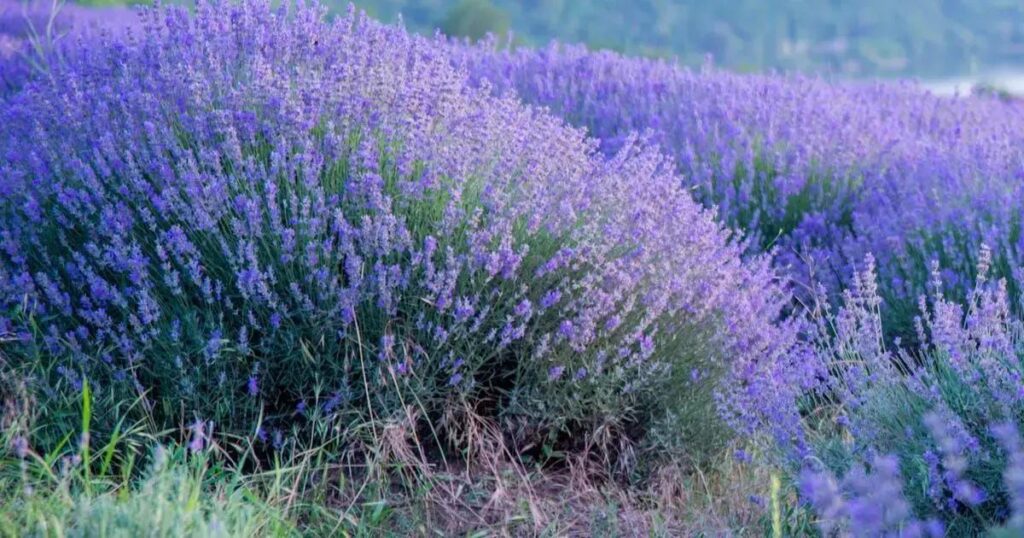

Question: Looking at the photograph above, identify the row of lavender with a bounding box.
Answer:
[5,1,1024,535]
[456,42,1024,340]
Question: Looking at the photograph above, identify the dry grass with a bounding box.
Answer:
[311,401,779,536]
[0,354,33,451]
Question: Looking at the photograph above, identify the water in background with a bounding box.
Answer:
[923,69,1024,96]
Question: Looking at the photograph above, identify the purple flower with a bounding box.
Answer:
[800,455,923,536]
[323,391,345,414]
[799,468,845,534]
[205,330,223,359]
[379,334,395,361]
[514,298,532,318]
[10,436,28,459]
[187,420,207,453]
[540,290,561,310]
[453,297,476,322]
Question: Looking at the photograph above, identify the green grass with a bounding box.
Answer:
[0,451,296,537]
[0,379,294,537]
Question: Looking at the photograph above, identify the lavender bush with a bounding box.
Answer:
[799,454,946,537]
[455,42,1024,341]
[0,1,806,464]
[797,247,1024,534]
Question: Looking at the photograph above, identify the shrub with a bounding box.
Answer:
[0,1,803,467]
[799,454,946,537]
[798,247,1024,534]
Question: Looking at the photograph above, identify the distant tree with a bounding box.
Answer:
[972,82,1019,102]
[440,0,508,41]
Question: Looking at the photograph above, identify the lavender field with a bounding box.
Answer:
[2,2,1024,536]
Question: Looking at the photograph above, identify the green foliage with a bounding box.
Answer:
[440,0,508,41]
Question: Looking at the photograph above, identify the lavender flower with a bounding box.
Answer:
[995,423,1024,529]
[801,455,942,537]
[539,290,561,310]
[187,420,206,454]
[10,435,28,459]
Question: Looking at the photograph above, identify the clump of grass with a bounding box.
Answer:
[0,449,295,538]
[0,368,297,537]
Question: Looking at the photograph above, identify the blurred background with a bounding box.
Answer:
[351,0,1024,93]
[6,0,1024,93]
